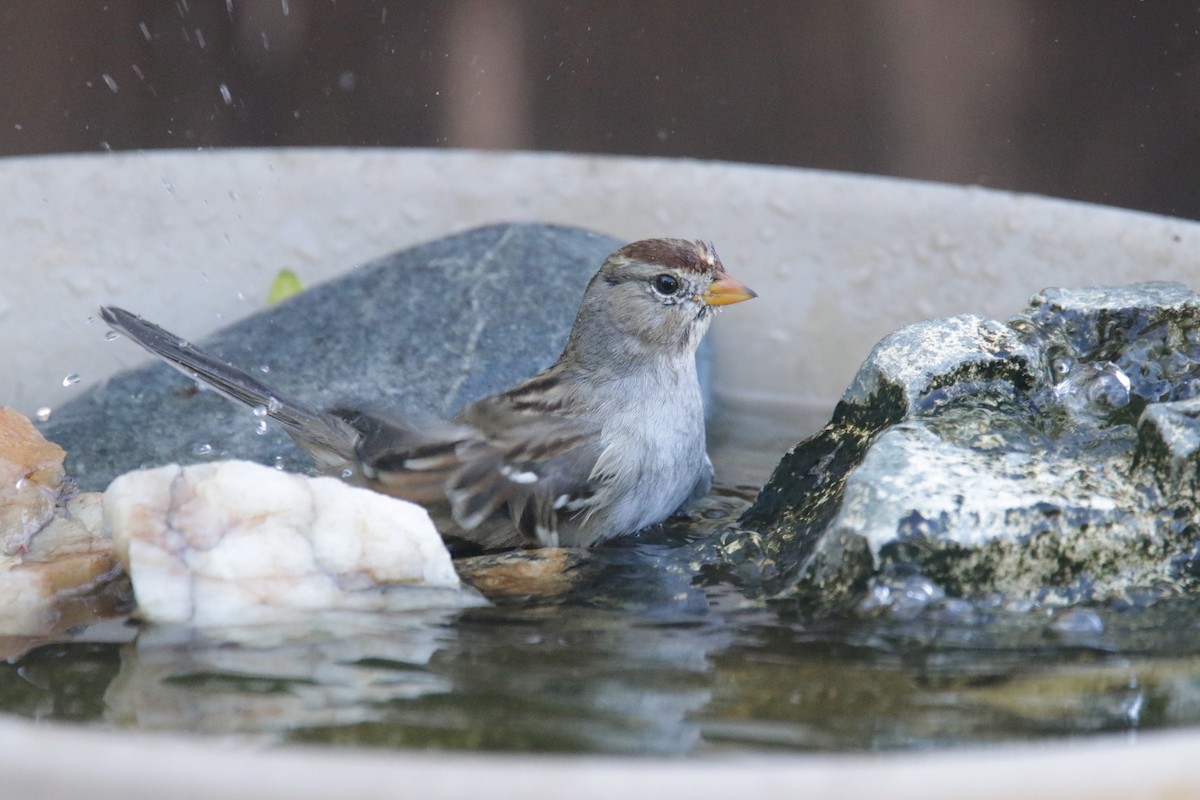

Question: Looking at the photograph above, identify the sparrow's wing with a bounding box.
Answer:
[100,306,361,466]
[357,391,604,547]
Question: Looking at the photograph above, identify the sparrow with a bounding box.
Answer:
[100,238,755,549]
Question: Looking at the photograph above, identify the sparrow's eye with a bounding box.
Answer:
[651,273,680,296]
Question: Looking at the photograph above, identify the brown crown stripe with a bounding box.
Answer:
[615,239,719,274]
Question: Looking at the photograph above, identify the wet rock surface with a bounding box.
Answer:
[42,224,668,492]
[714,282,1200,611]
[104,460,484,626]
[0,408,122,637]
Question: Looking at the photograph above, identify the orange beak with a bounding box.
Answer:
[702,272,757,306]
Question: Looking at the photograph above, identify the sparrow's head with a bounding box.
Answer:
[566,238,756,365]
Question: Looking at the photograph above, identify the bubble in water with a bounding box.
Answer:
[1051,607,1104,635]
[35,407,52,422]
[1086,364,1131,409]
[1055,362,1134,418]
[856,582,892,616]
[1003,597,1038,614]
[266,396,282,414]
[62,374,81,387]
[891,575,945,620]
[192,442,213,456]
[255,420,269,435]
[856,573,946,619]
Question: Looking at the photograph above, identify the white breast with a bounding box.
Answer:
[573,359,709,544]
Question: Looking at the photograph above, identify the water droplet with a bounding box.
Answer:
[35,407,52,422]
[280,0,289,15]
[251,405,268,417]
[62,374,81,387]
[340,468,353,480]
[273,455,286,470]
[218,83,232,105]
[102,73,119,93]
[258,364,270,374]
[14,477,28,491]
[161,178,175,194]
[176,338,189,348]
[255,420,269,435]
[266,396,282,414]
[192,442,213,456]
[139,21,152,40]
[104,330,120,342]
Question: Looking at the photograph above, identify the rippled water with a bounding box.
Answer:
[5,402,1200,754]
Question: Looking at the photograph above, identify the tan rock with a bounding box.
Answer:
[103,460,486,626]
[0,406,67,554]
[0,492,120,637]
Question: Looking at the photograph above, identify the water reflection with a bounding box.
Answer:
[7,569,1200,753]
[5,485,1200,754]
[105,611,457,738]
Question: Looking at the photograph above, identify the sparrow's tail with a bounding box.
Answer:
[99,306,361,467]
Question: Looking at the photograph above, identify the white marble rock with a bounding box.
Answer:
[103,460,483,626]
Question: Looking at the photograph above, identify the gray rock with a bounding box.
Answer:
[44,224,712,491]
[711,282,1200,612]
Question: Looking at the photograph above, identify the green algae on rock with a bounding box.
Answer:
[719,282,1200,611]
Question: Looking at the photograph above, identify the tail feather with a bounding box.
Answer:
[100,306,360,466]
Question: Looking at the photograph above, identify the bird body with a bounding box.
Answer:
[101,238,754,549]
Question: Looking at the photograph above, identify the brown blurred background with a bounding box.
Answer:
[2,1,1199,219]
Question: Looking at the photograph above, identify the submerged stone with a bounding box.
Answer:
[716,282,1200,611]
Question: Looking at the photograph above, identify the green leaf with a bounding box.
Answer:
[266,269,304,305]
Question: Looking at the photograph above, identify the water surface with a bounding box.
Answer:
[4,403,1200,754]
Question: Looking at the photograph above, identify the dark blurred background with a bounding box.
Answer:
[3,1,1199,219]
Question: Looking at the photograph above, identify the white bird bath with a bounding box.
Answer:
[3,149,1200,799]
